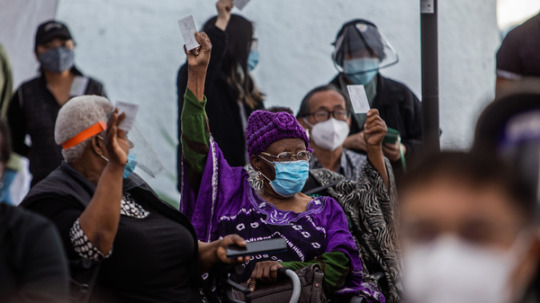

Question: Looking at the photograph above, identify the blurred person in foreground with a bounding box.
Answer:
[177,0,264,188]
[20,95,248,302]
[7,20,106,187]
[0,118,69,302]
[496,12,540,94]
[473,81,540,302]
[180,30,385,302]
[399,151,539,303]
[330,19,422,175]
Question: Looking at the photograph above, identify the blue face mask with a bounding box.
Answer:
[343,58,379,85]
[123,153,138,179]
[259,157,309,197]
[38,47,75,73]
[247,50,259,71]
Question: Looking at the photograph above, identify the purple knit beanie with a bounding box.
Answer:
[246,110,312,157]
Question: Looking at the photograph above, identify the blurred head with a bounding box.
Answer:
[55,95,113,164]
[34,20,75,73]
[246,110,312,197]
[332,19,398,85]
[297,85,351,152]
[399,151,539,303]
[203,14,263,108]
[474,81,540,225]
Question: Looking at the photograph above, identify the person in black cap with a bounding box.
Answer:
[6,20,106,186]
[329,19,422,176]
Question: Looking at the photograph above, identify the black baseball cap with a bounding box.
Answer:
[35,20,73,50]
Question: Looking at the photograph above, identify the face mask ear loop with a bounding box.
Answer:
[100,154,109,162]
[257,155,275,183]
[303,117,315,128]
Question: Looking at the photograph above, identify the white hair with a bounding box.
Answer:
[55,95,113,163]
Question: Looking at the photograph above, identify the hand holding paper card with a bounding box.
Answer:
[116,101,139,132]
[234,0,250,10]
[347,85,371,114]
[178,15,200,51]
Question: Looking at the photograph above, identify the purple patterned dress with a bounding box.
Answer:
[181,139,384,302]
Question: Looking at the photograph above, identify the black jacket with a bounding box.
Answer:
[176,25,263,188]
[21,162,208,302]
[331,73,423,162]
[7,67,106,186]
[0,203,69,302]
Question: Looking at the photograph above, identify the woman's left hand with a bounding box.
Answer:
[247,261,284,291]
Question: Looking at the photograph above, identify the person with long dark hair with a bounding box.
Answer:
[177,0,264,190]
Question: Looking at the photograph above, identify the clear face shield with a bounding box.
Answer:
[332,21,399,78]
[106,107,164,189]
[498,111,540,223]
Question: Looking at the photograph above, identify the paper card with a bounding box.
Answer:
[347,85,370,114]
[234,0,250,10]
[70,76,89,97]
[177,15,200,51]
[116,101,139,131]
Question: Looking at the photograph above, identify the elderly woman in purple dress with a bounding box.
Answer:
[180,32,387,302]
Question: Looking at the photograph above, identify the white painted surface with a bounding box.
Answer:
[1,0,501,200]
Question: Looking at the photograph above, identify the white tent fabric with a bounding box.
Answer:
[0,0,58,87]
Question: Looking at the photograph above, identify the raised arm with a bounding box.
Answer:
[181,32,213,192]
[363,109,389,190]
[77,110,128,255]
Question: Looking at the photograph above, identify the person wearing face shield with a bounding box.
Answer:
[399,151,540,303]
[6,20,106,187]
[330,19,422,176]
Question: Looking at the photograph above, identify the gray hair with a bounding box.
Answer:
[55,95,113,163]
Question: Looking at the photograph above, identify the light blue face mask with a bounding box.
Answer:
[343,58,379,85]
[247,50,259,71]
[123,153,138,179]
[259,157,309,197]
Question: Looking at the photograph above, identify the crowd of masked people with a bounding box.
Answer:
[1,0,539,302]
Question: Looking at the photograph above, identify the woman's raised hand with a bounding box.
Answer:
[185,32,212,74]
[104,109,129,166]
[216,0,233,30]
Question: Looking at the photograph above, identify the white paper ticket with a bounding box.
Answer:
[178,15,200,51]
[116,101,139,131]
[234,0,250,10]
[347,85,370,114]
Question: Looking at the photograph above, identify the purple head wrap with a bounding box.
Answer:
[246,110,312,157]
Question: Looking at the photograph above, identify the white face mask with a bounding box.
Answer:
[402,235,529,303]
[308,118,349,151]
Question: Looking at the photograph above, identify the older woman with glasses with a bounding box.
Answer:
[180,32,385,302]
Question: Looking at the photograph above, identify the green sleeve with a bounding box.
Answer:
[181,88,210,179]
[280,251,350,294]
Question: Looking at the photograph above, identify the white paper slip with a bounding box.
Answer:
[347,85,370,114]
[178,15,200,51]
[116,101,139,132]
[234,0,250,10]
[69,76,89,97]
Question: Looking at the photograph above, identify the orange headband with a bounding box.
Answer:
[62,121,107,150]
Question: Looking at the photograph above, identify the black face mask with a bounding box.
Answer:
[38,47,74,73]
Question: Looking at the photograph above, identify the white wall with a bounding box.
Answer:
[50,0,498,200]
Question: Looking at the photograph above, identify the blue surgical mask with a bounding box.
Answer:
[38,47,75,73]
[259,157,309,197]
[123,153,138,179]
[343,58,379,85]
[247,50,259,71]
